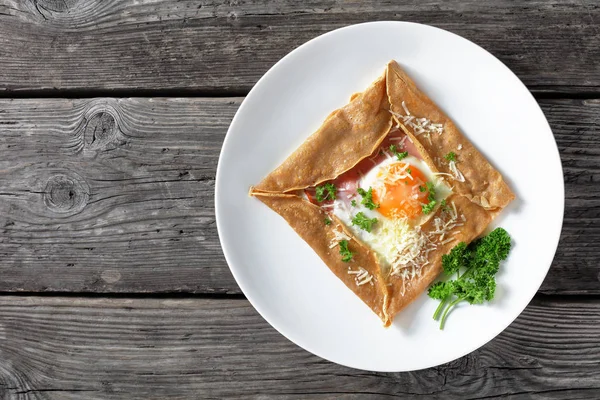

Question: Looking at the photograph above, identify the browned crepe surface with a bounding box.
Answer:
[386,194,494,317]
[255,194,391,324]
[250,62,514,326]
[253,72,393,194]
[386,61,515,210]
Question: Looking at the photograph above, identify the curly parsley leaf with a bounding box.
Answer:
[428,281,455,300]
[357,187,379,210]
[324,218,332,226]
[339,240,353,262]
[389,144,408,161]
[445,151,457,162]
[315,183,336,202]
[351,199,357,207]
[441,242,468,276]
[420,181,438,214]
[351,212,378,232]
[428,228,512,329]
[425,182,436,201]
[422,200,437,215]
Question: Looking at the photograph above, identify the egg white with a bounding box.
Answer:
[332,155,451,269]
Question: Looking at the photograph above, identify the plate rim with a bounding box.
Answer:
[215,20,565,372]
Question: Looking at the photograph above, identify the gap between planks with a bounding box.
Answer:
[0,88,600,100]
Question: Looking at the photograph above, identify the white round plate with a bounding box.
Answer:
[215,22,563,372]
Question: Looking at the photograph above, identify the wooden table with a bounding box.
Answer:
[0,1,598,398]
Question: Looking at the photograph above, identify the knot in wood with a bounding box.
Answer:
[84,111,117,148]
[43,174,89,215]
[35,0,82,13]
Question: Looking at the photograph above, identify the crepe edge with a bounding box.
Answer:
[252,192,392,326]
[253,70,393,194]
[385,60,516,212]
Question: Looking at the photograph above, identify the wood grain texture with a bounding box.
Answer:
[0,97,238,293]
[0,295,597,399]
[0,98,598,294]
[0,0,598,94]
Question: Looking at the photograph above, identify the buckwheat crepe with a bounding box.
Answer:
[250,61,514,326]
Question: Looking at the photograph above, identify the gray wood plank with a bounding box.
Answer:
[0,0,598,93]
[0,97,238,294]
[0,295,598,399]
[0,98,598,294]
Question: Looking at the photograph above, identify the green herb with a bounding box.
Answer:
[315,183,336,202]
[426,182,436,199]
[428,228,512,329]
[389,144,408,161]
[351,200,357,207]
[324,218,332,226]
[406,167,412,175]
[357,187,379,210]
[421,182,437,214]
[339,240,354,262]
[351,212,378,232]
[422,200,437,215]
[445,152,457,162]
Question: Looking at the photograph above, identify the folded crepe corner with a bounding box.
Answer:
[250,61,514,326]
[252,70,393,194]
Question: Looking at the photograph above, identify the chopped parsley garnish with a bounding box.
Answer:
[445,151,457,162]
[389,144,408,161]
[406,167,412,175]
[351,200,357,207]
[357,187,379,210]
[422,200,437,215]
[315,183,336,202]
[339,240,353,262]
[324,217,332,226]
[440,199,450,212]
[425,182,436,200]
[421,181,437,214]
[428,228,512,329]
[351,212,378,232]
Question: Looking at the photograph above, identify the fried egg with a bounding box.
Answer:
[332,155,451,273]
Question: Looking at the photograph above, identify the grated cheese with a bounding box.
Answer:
[448,160,465,182]
[367,218,431,278]
[457,144,463,150]
[329,229,351,248]
[348,266,374,286]
[389,102,444,138]
[426,201,465,247]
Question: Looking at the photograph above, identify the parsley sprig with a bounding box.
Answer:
[445,151,457,162]
[389,144,408,161]
[315,183,336,202]
[428,228,512,329]
[357,187,379,210]
[338,240,354,262]
[421,181,437,215]
[351,212,378,232]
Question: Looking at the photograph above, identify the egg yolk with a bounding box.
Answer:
[372,162,431,219]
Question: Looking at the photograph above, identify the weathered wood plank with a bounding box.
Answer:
[0,295,598,399]
[0,97,238,293]
[0,0,598,93]
[0,98,598,294]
